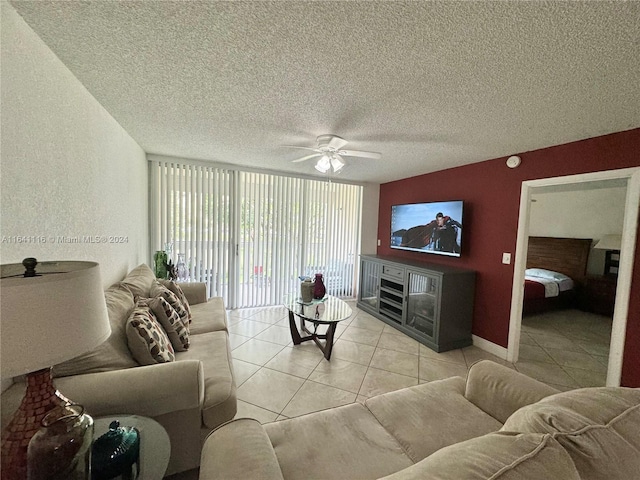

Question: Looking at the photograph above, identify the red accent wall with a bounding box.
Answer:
[378,128,640,387]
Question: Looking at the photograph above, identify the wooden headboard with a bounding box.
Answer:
[526,236,593,284]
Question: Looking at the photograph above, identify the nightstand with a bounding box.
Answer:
[581,275,617,317]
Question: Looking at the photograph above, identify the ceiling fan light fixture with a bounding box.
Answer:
[315,155,331,173]
[330,154,345,173]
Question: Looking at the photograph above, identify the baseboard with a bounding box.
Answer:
[472,335,508,360]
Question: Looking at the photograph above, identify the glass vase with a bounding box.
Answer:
[27,404,93,480]
[176,253,189,282]
[313,273,326,299]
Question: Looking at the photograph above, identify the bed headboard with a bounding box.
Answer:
[526,236,593,284]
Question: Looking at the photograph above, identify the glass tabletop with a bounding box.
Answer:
[283,294,352,323]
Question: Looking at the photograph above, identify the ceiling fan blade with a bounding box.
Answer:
[338,149,382,159]
[326,135,349,150]
[291,153,323,163]
[281,145,321,152]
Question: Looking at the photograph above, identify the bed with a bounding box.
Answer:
[523,236,592,315]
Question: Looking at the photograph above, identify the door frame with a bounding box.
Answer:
[506,167,640,386]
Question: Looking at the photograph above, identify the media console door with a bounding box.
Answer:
[357,255,475,352]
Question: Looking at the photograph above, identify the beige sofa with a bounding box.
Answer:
[1,264,236,476]
[200,360,640,480]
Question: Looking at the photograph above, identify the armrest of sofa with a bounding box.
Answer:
[54,360,205,418]
[465,360,559,424]
[200,418,284,480]
[178,282,207,305]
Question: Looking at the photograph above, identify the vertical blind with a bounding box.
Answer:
[149,159,363,309]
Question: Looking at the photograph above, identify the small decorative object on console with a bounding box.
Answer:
[313,273,326,299]
[27,404,94,480]
[91,420,141,480]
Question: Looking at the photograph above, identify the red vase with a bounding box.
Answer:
[313,274,326,299]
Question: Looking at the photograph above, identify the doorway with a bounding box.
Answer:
[507,167,640,387]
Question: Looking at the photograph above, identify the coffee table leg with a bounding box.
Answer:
[323,323,338,360]
[288,310,303,345]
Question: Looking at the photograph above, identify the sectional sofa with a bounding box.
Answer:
[0,264,236,476]
[200,360,640,480]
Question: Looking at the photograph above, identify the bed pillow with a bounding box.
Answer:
[525,268,571,282]
[126,305,175,365]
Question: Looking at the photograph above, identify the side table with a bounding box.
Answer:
[93,415,170,480]
[580,275,617,317]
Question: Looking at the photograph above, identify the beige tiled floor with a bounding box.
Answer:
[165,305,612,479]
[230,303,613,424]
[228,300,508,424]
[517,309,612,390]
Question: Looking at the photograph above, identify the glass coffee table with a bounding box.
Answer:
[284,294,352,360]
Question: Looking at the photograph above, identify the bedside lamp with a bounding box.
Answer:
[594,234,622,251]
[1,259,111,480]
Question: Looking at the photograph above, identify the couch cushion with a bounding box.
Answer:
[378,432,581,480]
[502,387,640,480]
[54,285,137,377]
[119,263,157,298]
[126,305,175,365]
[364,376,503,463]
[465,360,559,423]
[143,296,190,351]
[265,403,413,480]
[201,419,284,480]
[175,331,236,429]
[188,298,228,334]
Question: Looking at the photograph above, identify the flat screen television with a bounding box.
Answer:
[390,200,464,257]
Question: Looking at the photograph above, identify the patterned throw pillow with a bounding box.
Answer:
[160,279,192,322]
[141,296,190,351]
[150,281,189,325]
[125,305,175,365]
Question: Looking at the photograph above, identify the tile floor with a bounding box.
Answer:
[165,304,611,479]
[517,308,612,390]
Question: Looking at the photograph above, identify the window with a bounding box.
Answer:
[150,160,362,308]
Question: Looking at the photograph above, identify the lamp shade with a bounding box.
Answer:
[0,260,111,378]
[594,234,622,250]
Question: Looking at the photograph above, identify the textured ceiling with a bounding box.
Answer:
[8,0,640,183]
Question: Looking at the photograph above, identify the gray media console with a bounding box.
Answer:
[358,255,476,352]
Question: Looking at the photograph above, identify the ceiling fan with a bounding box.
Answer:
[284,135,382,173]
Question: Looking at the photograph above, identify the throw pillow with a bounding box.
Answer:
[501,387,640,480]
[378,432,581,480]
[126,305,175,365]
[140,297,190,351]
[150,281,189,325]
[160,279,192,321]
[119,263,157,298]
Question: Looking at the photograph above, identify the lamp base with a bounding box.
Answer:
[1,368,71,480]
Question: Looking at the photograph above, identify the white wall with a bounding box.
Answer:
[1,3,148,287]
[529,186,626,275]
[360,183,380,255]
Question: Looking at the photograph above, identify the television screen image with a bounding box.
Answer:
[391,201,464,257]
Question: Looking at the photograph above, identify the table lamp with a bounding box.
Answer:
[594,234,622,276]
[1,258,111,480]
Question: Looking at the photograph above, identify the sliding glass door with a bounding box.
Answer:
[149,160,362,308]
